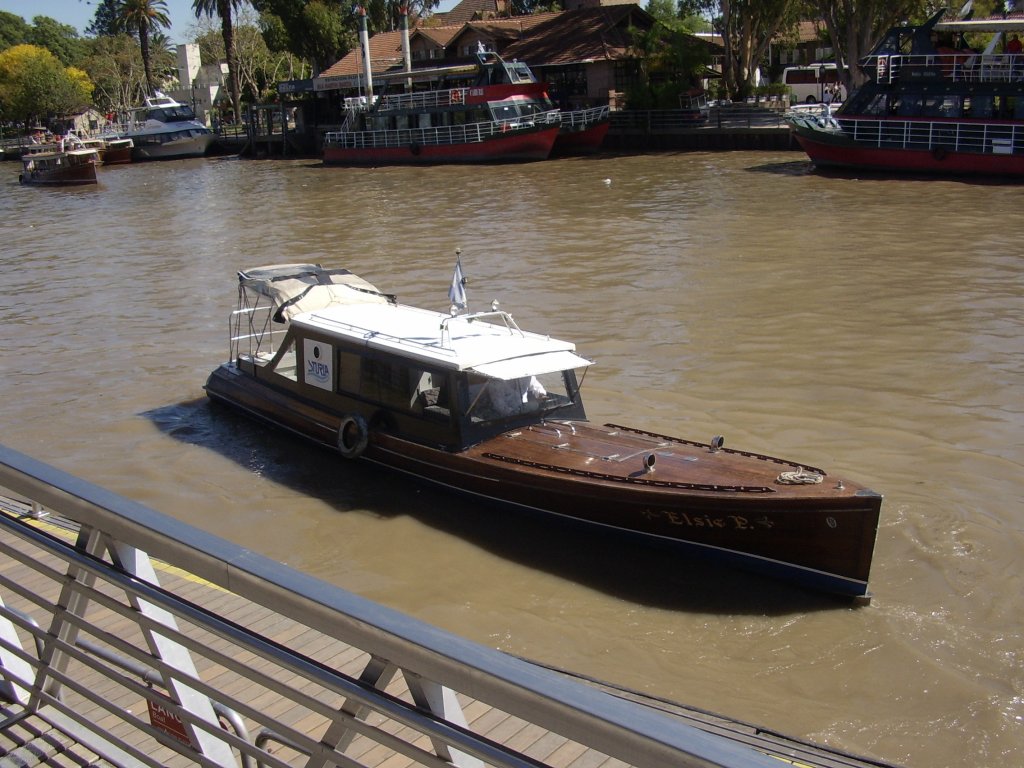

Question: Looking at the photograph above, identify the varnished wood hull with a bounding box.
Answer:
[206,363,881,600]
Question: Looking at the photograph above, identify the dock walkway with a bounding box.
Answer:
[0,445,895,768]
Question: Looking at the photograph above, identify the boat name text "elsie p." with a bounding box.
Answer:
[643,509,775,531]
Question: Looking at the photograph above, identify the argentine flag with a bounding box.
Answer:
[448,257,467,310]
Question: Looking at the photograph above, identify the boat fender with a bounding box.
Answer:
[410,141,421,156]
[337,414,369,459]
[932,146,948,161]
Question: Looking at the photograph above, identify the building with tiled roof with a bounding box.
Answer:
[314,2,662,109]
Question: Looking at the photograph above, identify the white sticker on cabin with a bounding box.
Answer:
[303,339,333,391]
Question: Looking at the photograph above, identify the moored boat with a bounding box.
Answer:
[123,92,214,161]
[788,10,1024,176]
[19,140,99,186]
[204,258,882,601]
[78,135,134,166]
[322,51,562,165]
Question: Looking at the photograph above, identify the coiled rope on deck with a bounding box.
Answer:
[776,466,824,485]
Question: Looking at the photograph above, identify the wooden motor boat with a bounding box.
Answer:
[205,261,882,601]
[19,143,99,186]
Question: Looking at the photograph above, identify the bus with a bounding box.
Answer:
[781,64,843,104]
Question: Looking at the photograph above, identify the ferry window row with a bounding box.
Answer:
[858,92,1024,119]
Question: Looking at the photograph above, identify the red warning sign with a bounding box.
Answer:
[147,694,195,748]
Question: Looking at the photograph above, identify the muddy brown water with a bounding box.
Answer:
[1,151,1021,767]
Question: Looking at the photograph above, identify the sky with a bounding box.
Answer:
[0,0,200,44]
[0,0,462,47]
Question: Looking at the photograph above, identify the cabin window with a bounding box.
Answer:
[357,358,448,417]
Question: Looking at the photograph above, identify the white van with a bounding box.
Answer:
[781,63,843,104]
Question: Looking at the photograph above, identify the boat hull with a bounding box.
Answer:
[791,119,1024,176]
[130,132,214,161]
[205,362,881,600]
[323,125,560,165]
[101,145,133,165]
[19,155,98,186]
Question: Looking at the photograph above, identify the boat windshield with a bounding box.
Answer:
[148,106,198,122]
[464,368,584,424]
[490,99,552,123]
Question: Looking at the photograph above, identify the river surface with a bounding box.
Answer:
[1,150,1021,768]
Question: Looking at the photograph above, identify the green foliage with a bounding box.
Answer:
[0,44,93,126]
[0,11,31,50]
[253,0,354,73]
[88,0,125,37]
[80,33,149,113]
[627,17,711,108]
[28,16,86,66]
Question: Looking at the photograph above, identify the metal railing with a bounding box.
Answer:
[324,111,560,150]
[865,52,1024,84]
[560,105,609,129]
[837,116,1023,154]
[611,105,788,133]
[0,444,779,768]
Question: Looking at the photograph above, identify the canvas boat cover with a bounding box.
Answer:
[238,264,394,322]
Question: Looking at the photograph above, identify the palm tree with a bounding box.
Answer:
[115,0,171,96]
[193,0,243,124]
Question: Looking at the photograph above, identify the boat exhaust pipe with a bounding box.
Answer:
[709,435,724,453]
[643,453,656,473]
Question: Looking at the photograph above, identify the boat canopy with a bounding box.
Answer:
[238,264,394,322]
[469,350,592,380]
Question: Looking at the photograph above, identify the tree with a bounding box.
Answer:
[193,0,244,124]
[808,1,944,92]
[627,15,713,108]
[716,0,803,99]
[81,33,149,114]
[0,44,93,129]
[114,0,171,95]
[0,11,31,50]
[193,8,311,104]
[28,16,87,66]
[253,0,353,74]
[87,0,125,38]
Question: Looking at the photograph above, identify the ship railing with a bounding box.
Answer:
[229,304,286,363]
[838,116,1023,154]
[866,53,1024,84]
[379,87,469,111]
[324,110,559,150]
[0,445,784,768]
[560,105,610,128]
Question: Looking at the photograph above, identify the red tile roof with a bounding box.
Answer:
[319,6,654,79]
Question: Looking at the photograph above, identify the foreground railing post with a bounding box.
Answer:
[107,541,237,767]
[0,595,34,705]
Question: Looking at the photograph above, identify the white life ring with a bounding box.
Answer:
[337,414,369,459]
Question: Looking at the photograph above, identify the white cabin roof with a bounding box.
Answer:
[293,301,592,379]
